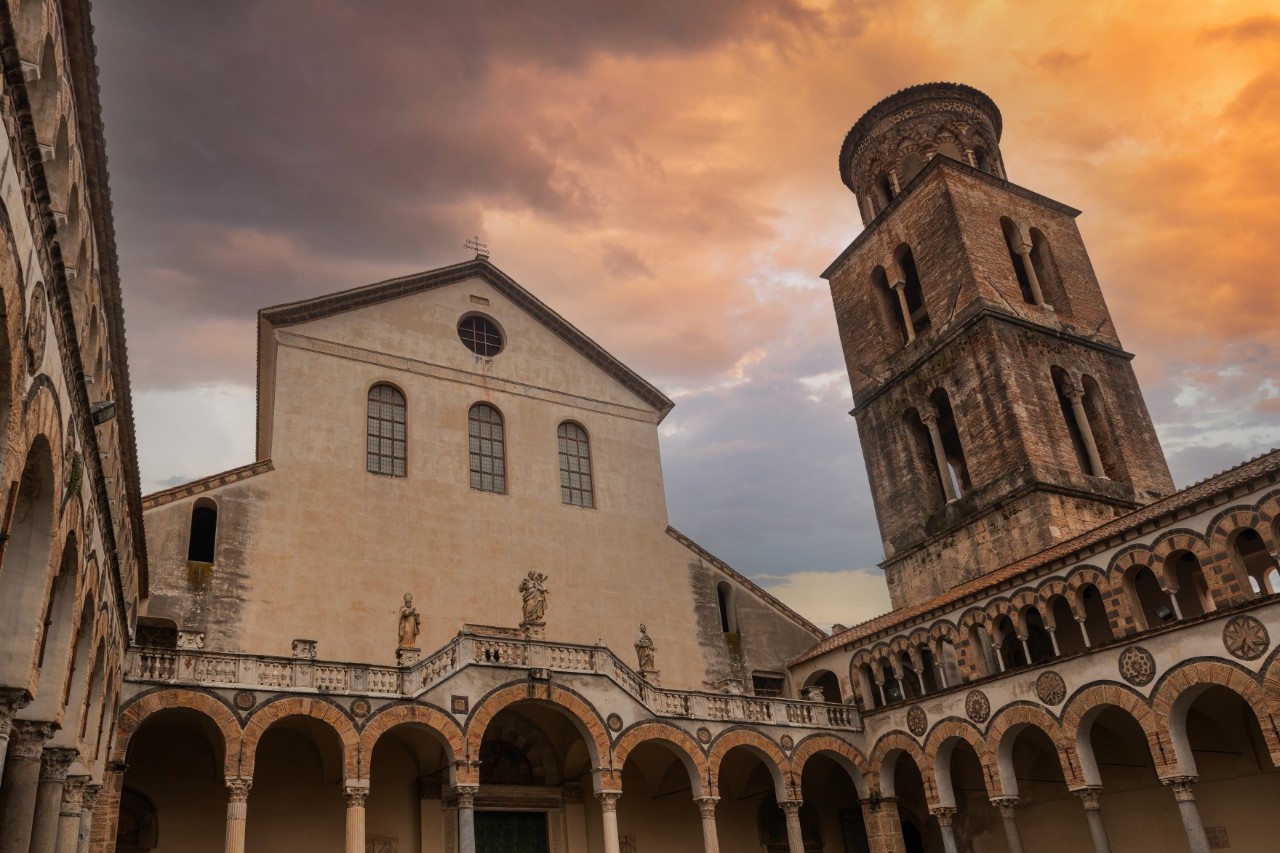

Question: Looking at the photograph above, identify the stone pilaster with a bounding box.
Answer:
[860,795,906,853]
[76,784,100,853]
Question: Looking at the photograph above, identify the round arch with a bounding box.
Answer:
[707,728,790,801]
[1061,684,1169,783]
[1151,660,1279,775]
[790,734,871,799]
[114,689,243,776]
[923,719,995,807]
[612,722,708,797]
[868,731,930,800]
[357,702,464,783]
[985,704,1079,794]
[241,696,359,779]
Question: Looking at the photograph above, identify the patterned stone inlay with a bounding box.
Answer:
[1222,615,1269,661]
[1118,646,1156,687]
[1036,671,1067,706]
[906,705,927,737]
[351,699,371,719]
[696,727,712,745]
[606,713,623,733]
[233,691,256,711]
[780,734,795,751]
[965,689,990,724]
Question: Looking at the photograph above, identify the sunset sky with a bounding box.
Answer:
[92,2,1280,628]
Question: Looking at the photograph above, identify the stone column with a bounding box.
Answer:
[598,792,622,853]
[75,784,99,853]
[930,806,958,853]
[54,774,88,853]
[993,645,1006,673]
[343,782,368,853]
[920,411,957,501]
[1014,246,1046,306]
[991,797,1025,853]
[891,281,916,343]
[31,748,78,853]
[1063,382,1106,478]
[695,797,720,853]
[1165,593,1183,620]
[1077,617,1092,648]
[224,778,251,853]
[1163,776,1210,853]
[860,796,906,853]
[0,720,55,853]
[1074,787,1112,853]
[0,690,31,784]
[1047,628,1061,656]
[780,800,805,853]
[1019,637,1032,666]
[456,784,478,853]
[875,680,886,707]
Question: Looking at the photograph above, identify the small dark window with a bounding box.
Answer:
[469,403,506,493]
[557,422,594,508]
[367,384,407,477]
[458,315,504,357]
[135,618,178,649]
[716,581,737,633]
[751,673,786,698]
[187,500,217,563]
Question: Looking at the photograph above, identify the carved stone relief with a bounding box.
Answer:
[1036,671,1067,706]
[965,689,990,724]
[1222,615,1269,661]
[1118,646,1156,687]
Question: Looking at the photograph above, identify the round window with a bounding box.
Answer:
[458,315,504,357]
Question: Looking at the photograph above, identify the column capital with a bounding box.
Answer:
[990,796,1020,818]
[455,783,479,809]
[1072,786,1103,810]
[61,774,89,817]
[10,719,56,760]
[0,688,31,737]
[929,805,957,826]
[596,790,622,812]
[82,783,102,812]
[1161,775,1198,802]
[1062,378,1085,403]
[343,782,370,808]
[890,278,907,292]
[225,777,253,803]
[918,408,939,428]
[779,799,803,817]
[40,746,79,782]
[694,796,719,819]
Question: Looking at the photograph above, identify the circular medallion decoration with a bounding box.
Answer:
[606,713,623,733]
[780,735,795,751]
[965,689,990,724]
[696,727,712,745]
[351,699,371,719]
[1118,646,1156,686]
[1223,615,1269,661]
[25,283,46,375]
[233,691,256,711]
[906,705,927,737]
[1036,671,1067,706]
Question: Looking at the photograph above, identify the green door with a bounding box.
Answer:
[474,811,549,853]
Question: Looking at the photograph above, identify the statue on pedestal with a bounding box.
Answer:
[635,625,657,672]
[519,572,549,625]
[398,593,421,649]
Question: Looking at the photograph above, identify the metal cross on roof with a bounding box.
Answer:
[464,235,490,260]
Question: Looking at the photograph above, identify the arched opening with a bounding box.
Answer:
[1080,376,1124,481]
[715,745,794,852]
[873,265,909,348]
[799,753,870,852]
[900,151,926,185]
[966,625,994,678]
[1022,608,1055,664]
[893,245,930,337]
[1029,229,1068,312]
[856,663,880,710]
[1077,706,1182,848]
[874,173,895,211]
[802,669,842,704]
[935,738,999,850]
[1125,567,1173,631]
[929,389,972,497]
[1231,529,1278,597]
[246,716,346,850]
[1079,584,1113,645]
[121,707,229,853]
[994,616,1025,670]
[1169,685,1280,851]
[1048,595,1087,656]
[617,740,702,851]
[1168,551,1213,617]
[186,498,217,564]
[973,147,992,174]
[879,660,902,705]
[898,653,922,700]
[0,437,56,690]
[1000,218,1037,305]
[917,645,940,693]
[999,725,1091,849]
[29,34,58,136]
[367,723,456,849]
[905,408,946,513]
[1051,367,1094,477]
[25,534,78,720]
[882,752,937,853]
[716,581,738,636]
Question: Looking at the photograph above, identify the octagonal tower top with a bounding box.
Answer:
[840,83,1005,225]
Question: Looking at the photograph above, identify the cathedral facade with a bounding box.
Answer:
[0,4,1276,853]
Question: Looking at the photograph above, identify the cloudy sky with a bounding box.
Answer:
[92,1,1280,630]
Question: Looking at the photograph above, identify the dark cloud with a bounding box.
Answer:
[1203,15,1280,43]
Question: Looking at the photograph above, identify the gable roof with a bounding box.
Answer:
[791,447,1280,665]
[255,258,675,458]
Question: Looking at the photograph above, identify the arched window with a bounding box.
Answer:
[1233,529,1278,597]
[1001,217,1038,305]
[875,173,895,210]
[468,403,506,493]
[1080,375,1123,480]
[366,384,407,477]
[716,581,737,634]
[187,499,217,563]
[1052,368,1094,476]
[1029,229,1069,312]
[929,389,972,497]
[893,245,929,336]
[872,266,908,348]
[557,422,593,508]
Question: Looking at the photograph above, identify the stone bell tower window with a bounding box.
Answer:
[366,383,407,478]
[894,245,930,338]
[469,403,507,493]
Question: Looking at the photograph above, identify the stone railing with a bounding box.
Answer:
[127,629,860,731]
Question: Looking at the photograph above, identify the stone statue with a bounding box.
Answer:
[635,624,657,672]
[397,593,420,649]
[520,572,549,624]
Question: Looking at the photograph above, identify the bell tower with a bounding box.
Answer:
[824,84,1174,609]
